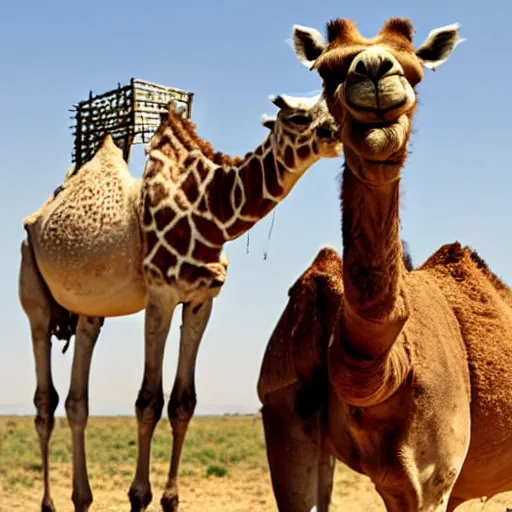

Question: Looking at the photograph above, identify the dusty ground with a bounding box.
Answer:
[0,415,511,511]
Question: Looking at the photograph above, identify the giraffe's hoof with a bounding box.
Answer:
[128,483,152,512]
[41,499,57,512]
[71,488,93,512]
[160,491,179,512]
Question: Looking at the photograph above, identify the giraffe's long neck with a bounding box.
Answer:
[140,113,320,288]
[339,156,409,358]
[197,130,319,246]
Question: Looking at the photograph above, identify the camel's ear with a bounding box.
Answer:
[415,23,465,71]
[291,24,327,67]
[261,113,276,130]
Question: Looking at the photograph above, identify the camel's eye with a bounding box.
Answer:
[317,52,360,93]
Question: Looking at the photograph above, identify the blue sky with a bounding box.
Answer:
[1,0,510,416]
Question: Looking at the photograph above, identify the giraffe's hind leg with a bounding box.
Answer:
[160,298,214,512]
[129,290,178,512]
[19,240,59,512]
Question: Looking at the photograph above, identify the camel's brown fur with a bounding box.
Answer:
[259,242,512,511]
[258,16,512,512]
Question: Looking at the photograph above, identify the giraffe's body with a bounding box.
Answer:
[18,93,342,512]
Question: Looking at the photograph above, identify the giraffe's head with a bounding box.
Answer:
[291,18,464,168]
[261,93,343,167]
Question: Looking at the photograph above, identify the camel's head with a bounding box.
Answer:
[261,93,343,165]
[291,18,464,166]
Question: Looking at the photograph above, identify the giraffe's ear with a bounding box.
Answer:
[415,23,465,71]
[261,113,276,131]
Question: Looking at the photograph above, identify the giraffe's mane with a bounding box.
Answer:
[164,102,244,167]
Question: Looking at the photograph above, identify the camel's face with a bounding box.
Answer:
[292,18,464,161]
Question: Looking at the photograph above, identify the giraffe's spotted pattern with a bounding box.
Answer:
[139,100,339,291]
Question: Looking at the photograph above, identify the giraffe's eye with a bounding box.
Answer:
[288,114,312,126]
[316,126,333,139]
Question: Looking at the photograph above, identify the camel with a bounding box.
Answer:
[257,16,512,512]
[18,92,342,512]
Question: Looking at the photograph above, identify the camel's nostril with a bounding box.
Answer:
[353,55,397,80]
[355,60,367,75]
[377,58,394,79]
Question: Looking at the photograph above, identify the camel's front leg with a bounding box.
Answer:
[129,290,178,512]
[160,298,213,512]
[65,315,102,512]
[260,385,333,512]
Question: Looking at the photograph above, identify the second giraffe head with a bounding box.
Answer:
[261,93,343,164]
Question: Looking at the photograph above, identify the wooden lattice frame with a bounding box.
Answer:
[71,78,194,169]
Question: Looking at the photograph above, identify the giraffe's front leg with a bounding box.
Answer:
[160,298,214,512]
[65,315,102,512]
[128,290,178,512]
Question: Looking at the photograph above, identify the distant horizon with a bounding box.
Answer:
[0,402,260,418]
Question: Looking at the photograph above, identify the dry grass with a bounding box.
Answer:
[0,415,510,511]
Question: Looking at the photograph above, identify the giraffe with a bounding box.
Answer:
[257,17,512,512]
[130,93,341,512]
[18,92,342,512]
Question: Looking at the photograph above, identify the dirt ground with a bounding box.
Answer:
[1,415,511,511]
[1,464,512,512]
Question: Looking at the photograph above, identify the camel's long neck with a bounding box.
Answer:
[340,161,409,358]
[202,132,318,243]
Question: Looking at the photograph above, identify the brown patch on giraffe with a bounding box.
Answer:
[192,213,225,246]
[196,159,208,178]
[149,182,168,206]
[239,157,274,217]
[312,140,318,155]
[154,206,176,231]
[183,154,198,170]
[182,171,200,204]
[151,245,178,279]
[164,216,192,256]
[297,145,311,161]
[284,146,295,168]
[144,230,159,253]
[143,202,153,227]
[192,239,221,263]
[207,167,236,223]
[226,218,255,239]
[263,152,284,198]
